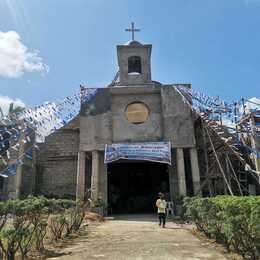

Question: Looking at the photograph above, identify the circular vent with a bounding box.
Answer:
[125,102,150,124]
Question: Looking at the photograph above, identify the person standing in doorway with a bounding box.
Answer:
[156,192,167,228]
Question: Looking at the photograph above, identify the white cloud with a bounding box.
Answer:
[0,95,25,115]
[0,31,49,78]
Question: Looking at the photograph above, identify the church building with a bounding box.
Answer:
[35,25,203,213]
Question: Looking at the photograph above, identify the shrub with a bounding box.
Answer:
[34,220,48,252]
[185,196,260,259]
[0,196,82,259]
[0,228,20,260]
[48,199,84,240]
[64,207,84,235]
[49,214,67,241]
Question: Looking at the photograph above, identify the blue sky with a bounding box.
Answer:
[0,0,260,110]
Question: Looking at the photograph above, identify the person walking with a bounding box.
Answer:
[156,192,167,228]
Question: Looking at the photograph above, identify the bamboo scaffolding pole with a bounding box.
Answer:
[15,120,25,198]
[227,155,243,196]
[194,161,217,196]
[205,125,234,196]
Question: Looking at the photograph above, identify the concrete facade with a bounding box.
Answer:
[34,40,201,204]
[117,41,152,85]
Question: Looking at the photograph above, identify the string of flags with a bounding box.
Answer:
[18,87,97,140]
[0,147,33,178]
[0,87,97,177]
[177,85,259,132]
[0,85,260,177]
[176,85,260,159]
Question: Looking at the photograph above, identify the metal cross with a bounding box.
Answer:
[125,22,140,41]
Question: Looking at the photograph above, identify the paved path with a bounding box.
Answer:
[48,215,230,260]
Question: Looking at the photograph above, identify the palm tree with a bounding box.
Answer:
[0,102,25,120]
[8,103,25,118]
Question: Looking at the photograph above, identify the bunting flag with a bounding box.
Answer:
[0,146,34,177]
[175,85,260,162]
[0,86,260,177]
[0,89,92,145]
[25,148,33,160]
[0,88,98,177]
[0,164,17,177]
[177,85,245,133]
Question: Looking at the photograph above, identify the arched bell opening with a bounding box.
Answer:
[128,56,142,74]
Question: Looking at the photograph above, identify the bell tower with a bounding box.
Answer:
[117,23,152,85]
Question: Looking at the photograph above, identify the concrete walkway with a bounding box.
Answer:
[48,214,230,260]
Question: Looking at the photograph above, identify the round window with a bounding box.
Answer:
[125,102,149,124]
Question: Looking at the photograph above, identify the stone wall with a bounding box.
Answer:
[36,120,79,198]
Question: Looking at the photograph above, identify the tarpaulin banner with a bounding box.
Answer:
[104,142,171,165]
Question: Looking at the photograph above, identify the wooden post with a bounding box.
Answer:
[31,143,37,195]
[15,123,25,198]
[202,126,211,195]
[227,155,243,195]
[205,126,234,196]
[224,155,231,194]
[194,161,217,196]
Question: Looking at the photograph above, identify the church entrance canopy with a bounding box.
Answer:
[104,142,171,165]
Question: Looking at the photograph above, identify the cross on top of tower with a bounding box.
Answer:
[125,22,140,41]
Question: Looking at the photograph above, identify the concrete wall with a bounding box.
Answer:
[117,44,152,85]
[34,84,197,199]
[80,113,112,151]
[80,89,112,151]
[80,85,195,151]
[161,86,196,148]
[36,126,79,198]
[111,88,163,143]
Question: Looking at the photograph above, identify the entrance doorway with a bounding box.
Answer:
[107,161,169,214]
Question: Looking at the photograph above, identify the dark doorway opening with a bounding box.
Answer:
[107,161,169,214]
